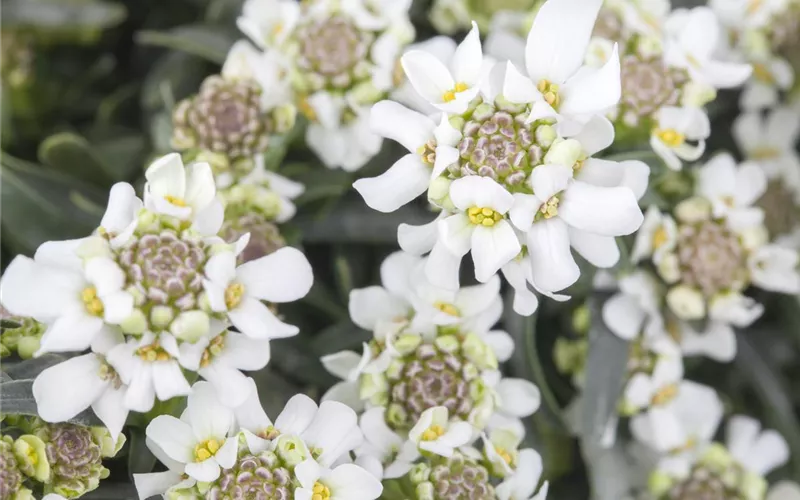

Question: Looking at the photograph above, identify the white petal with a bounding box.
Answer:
[145,153,186,198]
[449,176,515,212]
[184,161,216,212]
[750,245,800,294]
[398,214,441,255]
[302,400,360,466]
[401,50,455,105]
[0,256,83,320]
[527,218,580,292]
[192,198,224,236]
[560,181,643,236]
[214,436,239,469]
[509,193,541,232]
[92,386,129,441]
[734,161,767,206]
[145,415,195,464]
[497,378,541,417]
[381,251,420,298]
[349,287,409,331]
[327,463,384,499]
[133,471,184,500]
[204,251,237,288]
[439,213,474,257]
[569,228,620,268]
[217,332,271,371]
[353,154,430,213]
[471,221,521,283]
[33,354,106,423]
[530,164,572,201]
[602,293,645,340]
[187,381,233,439]
[275,393,319,435]
[767,482,800,500]
[709,293,764,328]
[152,362,191,402]
[321,351,365,380]
[237,247,313,302]
[525,0,603,83]
[200,364,253,408]
[369,100,434,152]
[230,297,300,339]
[295,459,322,488]
[360,407,402,451]
[101,183,141,234]
[680,321,737,362]
[451,22,483,85]
[261,170,305,199]
[38,311,104,354]
[577,158,649,200]
[485,330,516,363]
[125,367,156,412]
[572,115,615,156]
[425,240,462,290]
[561,44,621,115]
[502,61,541,103]
[184,459,221,483]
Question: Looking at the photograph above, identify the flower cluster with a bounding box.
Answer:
[135,380,382,500]
[235,0,415,171]
[0,314,45,360]
[0,417,123,499]
[0,153,314,438]
[711,0,800,110]
[355,0,648,314]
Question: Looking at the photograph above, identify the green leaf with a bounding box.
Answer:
[38,132,115,186]
[1,153,105,255]
[93,134,148,182]
[580,293,629,446]
[736,331,800,480]
[3,354,66,380]
[1,0,127,30]
[127,428,156,477]
[311,321,367,355]
[270,339,336,388]
[141,52,208,113]
[136,25,236,64]
[300,281,349,321]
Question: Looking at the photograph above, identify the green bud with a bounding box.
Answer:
[472,102,495,121]
[416,482,435,500]
[91,427,126,458]
[409,463,431,484]
[13,435,49,482]
[543,138,583,168]
[535,124,557,148]
[136,210,159,233]
[386,403,408,428]
[16,336,40,360]
[427,177,453,209]
[433,334,459,354]
[77,236,112,260]
[15,487,34,500]
[274,435,309,467]
[350,81,383,105]
[648,470,674,496]
[571,304,591,335]
[170,311,210,343]
[385,359,404,380]
[461,333,497,370]
[272,104,297,133]
[740,471,768,500]
[393,334,422,356]
[448,115,465,131]
[701,443,734,470]
[121,309,147,335]
[150,306,175,329]
[359,372,388,401]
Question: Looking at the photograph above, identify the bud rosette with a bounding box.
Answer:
[204,448,295,500]
[755,178,800,243]
[0,436,28,500]
[221,213,286,265]
[172,75,280,180]
[617,55,689,132]
[409,452,495,500]
[40,424,108,498]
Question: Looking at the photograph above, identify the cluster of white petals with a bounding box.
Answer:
[0,153,314,439]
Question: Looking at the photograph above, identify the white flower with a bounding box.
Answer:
[32,329,128,440]
[145,381,238,482]
[623,349,684,415]
[768,481,800,500]
[495,448,549,500]
[134,437,195,500]
[106,332,191,412]
[353,101,460,213]
[663,7,753,89]
[408,406,474,457]
[99,182,142,248]
[733,107,800,182]
[709,0,787,30]
[727,415,790,476]
[697,152,767,220]
[143,153,223,235]
[221,40,294,112]
[356,407,419,479]
[739,55,794,110]
[232,160,306,223]
[236,0,300,49]
[748,245,800,294]
[677,320,738,362]
[294,458,383,500]
[203,246,313,340]
[510,163,643,293]
[650,106,710,171]
[502,0,622,134]
[484,374,542,437]
[306,108,383,172]
[178,328,271,408]
[630,380,723,454]
[437,176,521,287]
[602,272,662,341]
[234,379,363,467]
[630,206,678,265]
[0,238,134,355]
[401,21,484,114]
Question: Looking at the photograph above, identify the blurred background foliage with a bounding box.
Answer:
[1,0,799,498]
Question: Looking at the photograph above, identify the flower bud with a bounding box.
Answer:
[90,427,126,458]
[150,306,175,329]
[16,336,40,360]
[674,196,711,223]
[120,309,147,335]
[666,285,706,320]
[274,435,309,467]
[170,311,210,343]
[13,435,50,482]
[544,138,583,167]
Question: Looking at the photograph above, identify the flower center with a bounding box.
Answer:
[81,287,104,317]
[653,226,669,248]
[135,342,172,362]
[422,424,446,441]
[296,15,370,86]
[194,438,221,462]
[417,140,437,166]
[225,283,246,310]
[434,301,461,317]
[651,383,679,406]
[536,79,561,108]
[752,63,774,83]
[750,146,780,160]
[164,195,187,207]
[257,425,280,440]
[200,334,226,368]
[656,128,685,147]
[97,361,123,389]
[676,220,747,296]
[468,206,503,226]
[443,82,469,102]
[496,447,514,465]
[312,481,331,500]
[746,0,764,15]
[538,196,560,220]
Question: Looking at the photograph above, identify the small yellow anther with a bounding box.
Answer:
[225,283,246,310]
[651,383,679,406]
[753,63,774,84]
[312,481,331,500]
[655,128,686,148]
[422,424,446,441]
[81,287,104,316]
[194,439,221,462]
[164,195,187,207]
[652,226,669,248]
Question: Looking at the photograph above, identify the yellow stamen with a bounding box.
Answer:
[312,481,331,500]
[416,140,437,165]
[686,54,702,69]
[652,226,669,248]
[194,439,221,462]
[655,128,686,148]
[421,424,446,441]
[164,195,187,207]
[81,287,104,317]
[299,97,316,122]
[258,425,280,440]
[750,146,780,160]
[746,0,764,15]
[496,447,514,465]
[442,82,469,102]
[540,197,560,219]
[537,79,560,108]
[225,283,246,310]
[752,63,774,83]
[136,342,172,362]
[434,301,461,317]
[651,383,679,406]
[468,206,503,226]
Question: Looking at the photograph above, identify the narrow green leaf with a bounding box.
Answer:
[127,428,156,477]
[311,321,367,355]
[136,25,236,64]
[38,132,115,186]
[3,354,66,380]
[580,293,629,446]
[736,332,800,480]
[2,0,127,30]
